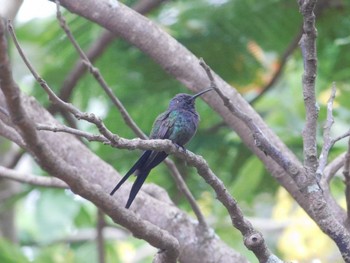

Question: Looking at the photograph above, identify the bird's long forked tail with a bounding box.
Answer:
[110,150,152,196]
[125,170,150,208]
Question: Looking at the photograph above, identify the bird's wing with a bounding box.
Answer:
[149,111,173,139]
[141,111,175,171]
[109,150,152,196]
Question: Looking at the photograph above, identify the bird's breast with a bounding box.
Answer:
[169,110,199,146]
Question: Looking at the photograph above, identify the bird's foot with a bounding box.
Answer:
[174,143,187,154]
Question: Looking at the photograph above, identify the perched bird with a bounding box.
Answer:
[110,88,213,208]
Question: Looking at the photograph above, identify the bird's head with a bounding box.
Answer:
[168,88,213,111]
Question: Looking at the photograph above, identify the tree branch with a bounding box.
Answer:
[343,139,350,221]
[97,209,106,263]
[164,160,209,230]
[317,83,336,178]
[298,0,319,174]
[0,166,68,188]
[324,153,345,183]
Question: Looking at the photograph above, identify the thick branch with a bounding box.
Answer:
[343,139,350,221]
[298,0,319,174]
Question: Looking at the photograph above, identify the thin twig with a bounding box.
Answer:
[332,130,350,144]
[0,166,68,188]
[165,160,209,229]
[55,1,144,138]
[0,105,9,116]
[97,209,106,263]
[8,19,117,142]
[316,84,350,183]
[36,124,206,164]
[50,0,167,110]
[54,1,209,230]
[0,119,25,147]
[324,153,346,183]
[317,83,336,178]
[49,0,168,134]
[37,123,109,143]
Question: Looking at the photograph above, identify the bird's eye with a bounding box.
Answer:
[176,100,179,103]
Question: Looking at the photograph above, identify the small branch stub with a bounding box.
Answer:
[244,232,264,249]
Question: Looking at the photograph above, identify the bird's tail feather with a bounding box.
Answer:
[125,169,150,208]
[110,150,152,196]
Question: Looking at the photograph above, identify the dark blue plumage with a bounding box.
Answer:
[110,88,213,208]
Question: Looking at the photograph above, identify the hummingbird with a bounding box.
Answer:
[110,88,213,208]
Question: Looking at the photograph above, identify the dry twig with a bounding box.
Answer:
[317,83,336,178]
[0,166,68,188]
[343,139,350,220]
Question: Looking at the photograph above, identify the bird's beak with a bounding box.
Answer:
[191,88,213,100]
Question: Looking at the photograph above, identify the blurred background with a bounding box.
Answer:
[0,0,350,262]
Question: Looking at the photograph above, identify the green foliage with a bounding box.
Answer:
[230,156,265,202]
[0,239,29,263]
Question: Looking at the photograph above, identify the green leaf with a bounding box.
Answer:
[0,238,29,263]
[230,157,264,203]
